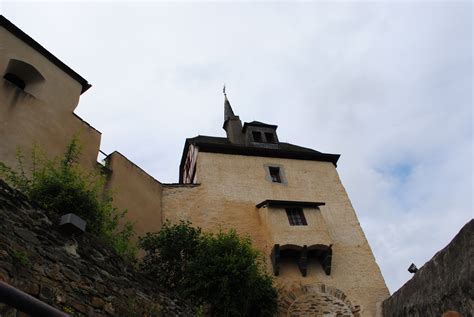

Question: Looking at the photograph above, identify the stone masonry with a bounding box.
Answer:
[0,179,194,317]
[382,219,473,317]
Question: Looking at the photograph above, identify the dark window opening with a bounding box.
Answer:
[307,245,332,275]
[252,131,263,142]
[3,73,26,90]
[269,166,281,183]
[286,208,307,226]
[271,244,332,277]
[280,249,301,264]
[265,132,275,143]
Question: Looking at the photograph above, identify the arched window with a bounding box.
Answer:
[3,59,45,94]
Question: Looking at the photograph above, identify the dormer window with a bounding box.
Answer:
[265,132,275,143]
[243,121,279,145]
[252,131,263,142]
[251,130,277,144]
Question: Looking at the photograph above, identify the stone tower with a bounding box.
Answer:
[162,95,390,316]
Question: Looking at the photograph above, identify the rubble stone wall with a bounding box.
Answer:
[0,180,194,317]
[382,219,473,317]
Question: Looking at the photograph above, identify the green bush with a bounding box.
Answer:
[139,221,278,317]
[0,138,137,261]
[139,220,202,289]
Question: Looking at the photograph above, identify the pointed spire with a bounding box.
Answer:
[222,85,244,143]
[223,84,235,121]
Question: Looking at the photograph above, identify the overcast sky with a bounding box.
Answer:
[2,1,472,294]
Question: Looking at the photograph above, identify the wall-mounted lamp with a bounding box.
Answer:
[59,213,86,235]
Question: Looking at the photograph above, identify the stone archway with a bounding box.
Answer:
[287,292,353,317]
[278,284,361,317]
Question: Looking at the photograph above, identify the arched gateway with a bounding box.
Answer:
[278,284,361,317]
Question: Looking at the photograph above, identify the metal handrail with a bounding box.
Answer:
[0,281,69,317]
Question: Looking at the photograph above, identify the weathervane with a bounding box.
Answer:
[223,84,227,97]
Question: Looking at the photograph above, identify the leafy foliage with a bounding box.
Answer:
[139,220,202,289]
[113,297,162,317]
[139,221,278,317]
[0,138,137,261]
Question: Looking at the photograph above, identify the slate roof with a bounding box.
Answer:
[179,135,340,182]
[224,95,236,121]
[243,121,278,130]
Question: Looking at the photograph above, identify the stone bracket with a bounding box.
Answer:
[320,249,332,276]
[298,245,308,276]
[271,244,280,276]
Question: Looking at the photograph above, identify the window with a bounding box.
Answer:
[3,59,45,95]
[269,166,281,183]
[265,132,275,143]
[286,208,307,226]
[252,131,263,142]
[264,164,287,185]
[3,73,26,90]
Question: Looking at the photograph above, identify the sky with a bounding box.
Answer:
[2,1,472,294]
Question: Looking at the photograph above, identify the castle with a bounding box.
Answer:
[0,15,389,316]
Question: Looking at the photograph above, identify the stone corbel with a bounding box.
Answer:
[298,245,308,277]
[320,245,332,275]
[271,244,280,276]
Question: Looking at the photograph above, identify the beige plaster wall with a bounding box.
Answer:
[259,206,332,247]
[162,151,389,317]
[104,152,163,239]
[0,27,101,172]
[0,25,164,243]
[0,27,82,111]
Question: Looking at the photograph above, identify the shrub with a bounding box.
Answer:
[139,220,201,290]
[0,138,137,261]
[139,221,278,317]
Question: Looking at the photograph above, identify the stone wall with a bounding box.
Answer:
[0,180,194,316]
[278,283,360,317]
[162,152,389,317]
[382,219,473,317]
